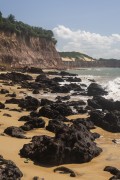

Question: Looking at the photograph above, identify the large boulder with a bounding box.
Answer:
[20,123,102,166]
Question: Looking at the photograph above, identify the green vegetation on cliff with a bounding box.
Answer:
[59,51,93,59]
[0,11,57,44]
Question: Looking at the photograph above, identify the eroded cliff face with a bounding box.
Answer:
[0,32,62,69]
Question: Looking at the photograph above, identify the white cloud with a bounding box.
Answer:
[53,25,120,59]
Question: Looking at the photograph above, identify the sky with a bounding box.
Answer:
[0,0,120,59]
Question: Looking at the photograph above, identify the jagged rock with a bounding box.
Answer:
[39,106,60,119]
[20,118,45,131]
[46,120,68,133]
[72,118,95,130]
[20,123,102,166]
[87,83,108,96]
[4,126,26,139]
[0,155,23,180]
[19,96,40,111]
[51,103,73,116]
[54,166,76,177]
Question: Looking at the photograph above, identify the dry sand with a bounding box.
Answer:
[0,79,120,180]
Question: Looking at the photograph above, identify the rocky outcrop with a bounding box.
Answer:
[0,32,62,69]
[20,123,102,166]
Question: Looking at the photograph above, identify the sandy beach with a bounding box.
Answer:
[0,73,120,180]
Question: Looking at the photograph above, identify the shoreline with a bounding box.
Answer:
[0,68,120,180]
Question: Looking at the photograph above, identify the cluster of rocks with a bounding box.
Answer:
[1,67,120,179]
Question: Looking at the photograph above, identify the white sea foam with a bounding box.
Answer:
[103,77,120,101]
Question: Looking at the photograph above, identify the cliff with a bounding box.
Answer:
[60,52,120,68]
[0,31,62,69]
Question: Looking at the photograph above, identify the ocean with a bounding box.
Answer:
[67,68,120,101]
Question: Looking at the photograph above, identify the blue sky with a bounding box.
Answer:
[0,0,120,58]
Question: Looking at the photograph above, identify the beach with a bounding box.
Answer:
[0,69,120,180]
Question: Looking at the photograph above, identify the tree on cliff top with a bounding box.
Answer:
[7,14,15,23]
[0,12,57,44]
[0,11,2,23]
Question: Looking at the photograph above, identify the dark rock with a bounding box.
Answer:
[67,100,86,106]
[24,67,44,74]
[51,85,70,93]
[19,96,40,111]
[0,89,9,94]
[89,110,120,132]
[65,76,81,82]
[6,92,16,97]
[51,103,73,116]
[52,77,64,82]
[87,83,108,96]
[75,107,87,114]
[0,102,5,109]
[5,98,21,104]
[18,115,31,122]
[72,118,95,130]
[104,166,120,180]
[0,155,23,180]
[46,120,68,133]
[40,99,54,106]
[4,126,26,139]
[88,96,120,111]
[21,118,45,131]
[39,106,60,119]
[20,123,102,166]
[54,166,76,177]
[33,89,39,94]
[0,72,32,82]
[104,166,119,175]
[59,71,77,76]
[56,95,70,101]
[3,113,11,117]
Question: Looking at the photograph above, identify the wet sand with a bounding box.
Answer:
[0,77,120,180]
